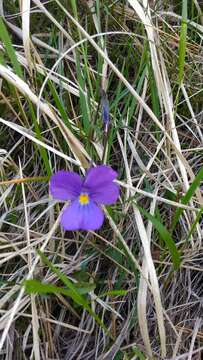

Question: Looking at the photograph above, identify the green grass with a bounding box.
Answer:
[178,0,188,84]
[0,1,202,359]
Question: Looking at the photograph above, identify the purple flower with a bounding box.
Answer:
[50,165,119,231]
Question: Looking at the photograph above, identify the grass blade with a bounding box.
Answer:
[0,17,23,78]
[186,207,203,242]
[178,0,188,84]
[28,101,52,176]
[24,279,96,297]
[137,204,181,269]
[172,166,203,230]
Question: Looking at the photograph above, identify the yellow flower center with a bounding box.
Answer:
[79,193,89,205]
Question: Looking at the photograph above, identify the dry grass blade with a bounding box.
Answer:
[0,64,90,167]
[117,132,166,357]
[116,181,200,212]
[137,189,158,358]
[20,0,32,71]
[181,84,203,143]
[19,160,40,359]
[0,117,79,165]
[0,209,62,351]
[188,318,202,360]
[127,0,189,193]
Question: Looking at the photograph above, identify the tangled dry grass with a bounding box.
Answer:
[0,1,202,359]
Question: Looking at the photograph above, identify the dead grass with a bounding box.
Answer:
[0,1,202,359]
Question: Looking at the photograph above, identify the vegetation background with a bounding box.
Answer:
[0,0,202,359]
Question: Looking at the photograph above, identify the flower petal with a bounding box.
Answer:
[90,183,120,205]
[60,201,83,230]
[50,170,82,201]
[84,165,117,188]
[60,200,104,231]
[81,201,104,230]
[83,165,119,205]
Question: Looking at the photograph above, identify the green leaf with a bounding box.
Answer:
[28,101,52,176]
[178,0,187,84]
[36,250,111,337]
[48,80,71,128]
[24,279,95,297]
[172,166,203,230]
[76,53,91,134]
[132,346,146,360]
[100,289,127,297]
[0,17,23,78]
[137,204,181,269]
[149,61,160,119]
[186,207,203,242]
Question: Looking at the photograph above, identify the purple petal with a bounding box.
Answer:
[90,183,119,205]
[50,170,82,201]
[84,165,117,189]
[83,165,119,205]
[60,200,104,231]
[80,201,104,230]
